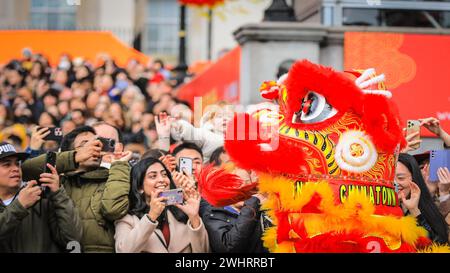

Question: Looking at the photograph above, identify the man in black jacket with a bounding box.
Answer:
[201,194,271,253]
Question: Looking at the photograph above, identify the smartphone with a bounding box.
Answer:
[429,150,450,182]
[179,157,193,176]
[158,188,183,206]
[38,127,63,142]
[97,137,116,152]
[44,151,57,173]
[406,120,421,150]
[41,151,56,198]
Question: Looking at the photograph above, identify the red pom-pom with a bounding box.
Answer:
[259,80,280,100]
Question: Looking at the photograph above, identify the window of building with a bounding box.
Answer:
[343,8,450,28]
[143,0,180,61]
[30,0,76,30]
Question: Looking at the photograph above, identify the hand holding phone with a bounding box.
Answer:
[158,188,184,206]
[30,127,50,150]
[40,151,57,198]
[37,127,63,142]
[406,120,421,150]
[178,157,193,177]
[44,151,56,173]
[429,150,450,182]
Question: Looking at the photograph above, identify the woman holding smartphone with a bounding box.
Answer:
[114,157,210,253]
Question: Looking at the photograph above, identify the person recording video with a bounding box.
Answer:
[0,142,82,253]
[21,124,132,253]
[114,157,209,253]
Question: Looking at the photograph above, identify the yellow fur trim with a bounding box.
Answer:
[262,226,278,252]
[274,241,296,253]
[418,244,450,253]
[258,173,432,251]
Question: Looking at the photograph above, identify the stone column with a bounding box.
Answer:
[234,23,334,106]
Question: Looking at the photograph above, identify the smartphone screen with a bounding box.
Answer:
[158,188,183,206]
[429,150,450,182]
[179,157,193,176]
[406,120,420,150]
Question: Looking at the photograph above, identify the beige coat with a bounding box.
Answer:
[115,211,210,253]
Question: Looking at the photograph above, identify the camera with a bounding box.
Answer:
[97,137,116,152]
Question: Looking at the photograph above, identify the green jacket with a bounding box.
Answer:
[22,151,131,253]
[0,186,83,253]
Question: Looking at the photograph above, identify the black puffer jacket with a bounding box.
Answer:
[200,197,269,253]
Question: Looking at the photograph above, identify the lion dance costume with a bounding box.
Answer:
[198,59,449,252]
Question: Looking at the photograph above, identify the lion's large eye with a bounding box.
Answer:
[292,91,337,124]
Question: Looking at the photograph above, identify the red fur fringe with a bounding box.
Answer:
[224,113,309,175]
[197,164,257,207]
[361,94,406,152]
[282,59,405,153]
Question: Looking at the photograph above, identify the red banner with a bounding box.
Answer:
[177,46,240,109]
[345,32,450,137]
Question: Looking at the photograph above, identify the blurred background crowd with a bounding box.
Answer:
[0,51,194,158]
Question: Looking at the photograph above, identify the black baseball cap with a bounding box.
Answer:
[0,142,29,161]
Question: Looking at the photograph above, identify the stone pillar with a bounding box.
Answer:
[234,23,339,106]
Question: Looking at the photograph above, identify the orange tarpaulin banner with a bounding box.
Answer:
[345,32,450,137]
[0,30,150,67]
[177,46,240,109]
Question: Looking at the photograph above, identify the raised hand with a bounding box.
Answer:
[74,138,102,164]
[148,189,167,222]
[155,112,172,138]
[171,170,196,191]
[17,181,42,209]
[422,163,438,195]
[30,126,50,150]
[401,131,421,153]
[39,164,60,193]
[253,192,268,204]
[175,190,201,228]
[399,181,421,217]
[437,167,450,196]
[160,154,177,173]
[110,150,133,163]
[419,117,441,136]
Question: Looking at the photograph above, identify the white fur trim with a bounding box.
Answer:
[355,68,375,86]
[358,74,386,89]
[246,102,279,115]
[334,131,378,173]
[362,89,392,98]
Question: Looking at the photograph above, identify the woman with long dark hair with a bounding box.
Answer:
[396,153,449,244]
[114,157,209,253]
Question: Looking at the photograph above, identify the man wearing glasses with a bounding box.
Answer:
[22,125,131,253]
